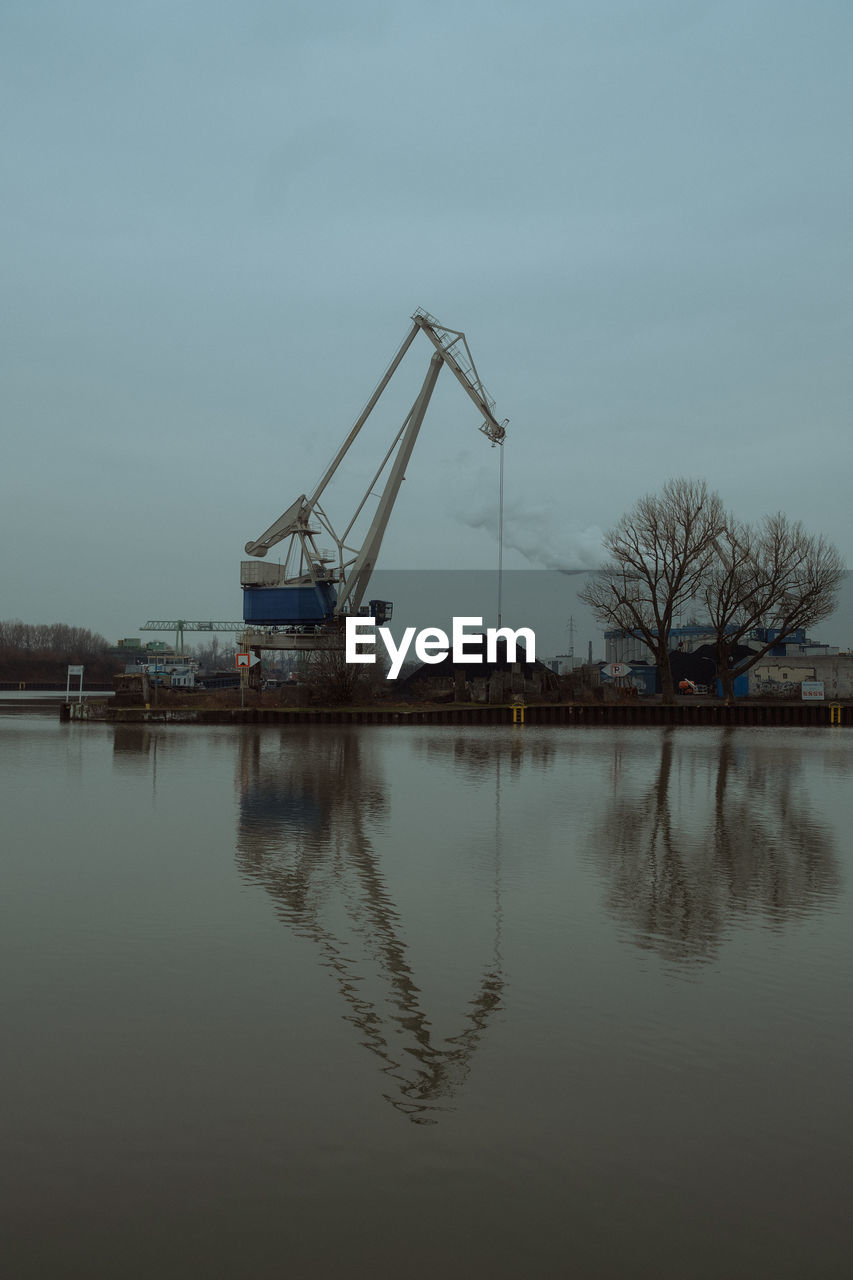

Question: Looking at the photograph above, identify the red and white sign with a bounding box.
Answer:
[235,652,261,669]
[602,662,632,678]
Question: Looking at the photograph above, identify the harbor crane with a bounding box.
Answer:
[241,308,508,650]
[140,620,245,656]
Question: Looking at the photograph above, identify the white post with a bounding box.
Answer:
[67,664,84,702]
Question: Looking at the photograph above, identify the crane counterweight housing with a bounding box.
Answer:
[241,308,508,635]
[242,584,338,628]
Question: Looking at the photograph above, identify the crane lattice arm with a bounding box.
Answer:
[141,620,246,655]
[241,309,508,628]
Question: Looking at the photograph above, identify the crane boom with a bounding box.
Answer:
[337,351,444,617]
[241,309,508,636]
[412,310,506,445]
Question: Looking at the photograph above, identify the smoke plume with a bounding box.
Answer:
[463,497,604,570]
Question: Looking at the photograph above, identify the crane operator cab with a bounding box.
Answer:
[363,600,393,626]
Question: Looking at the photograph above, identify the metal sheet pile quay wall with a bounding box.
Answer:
[61,702,849,726]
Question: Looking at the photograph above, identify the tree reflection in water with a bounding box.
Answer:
[595,729,841,963]
[412,730,557,780]
[235,729,504,1124]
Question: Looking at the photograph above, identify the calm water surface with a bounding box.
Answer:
[1,711,851,1278]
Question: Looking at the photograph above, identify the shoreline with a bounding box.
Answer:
[58,700,850,727]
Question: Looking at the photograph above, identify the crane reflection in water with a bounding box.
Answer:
[234,728,505,1124]
[592,728,841,963]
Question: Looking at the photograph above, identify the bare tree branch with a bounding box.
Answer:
[702,514,845,700]
[581,478,726,702]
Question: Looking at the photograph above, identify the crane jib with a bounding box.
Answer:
[241,310,509,637]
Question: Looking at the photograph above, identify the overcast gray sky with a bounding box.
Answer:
[2,0,851,646]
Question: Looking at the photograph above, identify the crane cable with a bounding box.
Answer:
[497,440,504,629]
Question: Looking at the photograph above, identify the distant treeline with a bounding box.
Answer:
[0,619,121,682]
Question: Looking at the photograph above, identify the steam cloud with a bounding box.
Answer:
[463,498,605,570]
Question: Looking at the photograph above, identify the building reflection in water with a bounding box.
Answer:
[594,729,841,963]
[411,729,557,780]
[235,729,505,1124]
[112,725,155,761]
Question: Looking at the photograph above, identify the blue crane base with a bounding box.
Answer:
[242,584,337,627]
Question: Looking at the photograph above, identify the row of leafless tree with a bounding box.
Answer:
[0,619,112,657]
[580,478,845,702]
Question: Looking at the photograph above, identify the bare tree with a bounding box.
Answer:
[580,478,726,702]
[702,513,845,701]
[0,618,118,682]
[0,619,111,656]
[303,644,389,705]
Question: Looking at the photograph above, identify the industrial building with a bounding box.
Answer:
[600,624,851,698]
[749,653,853,699]
[604,625,839,665]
